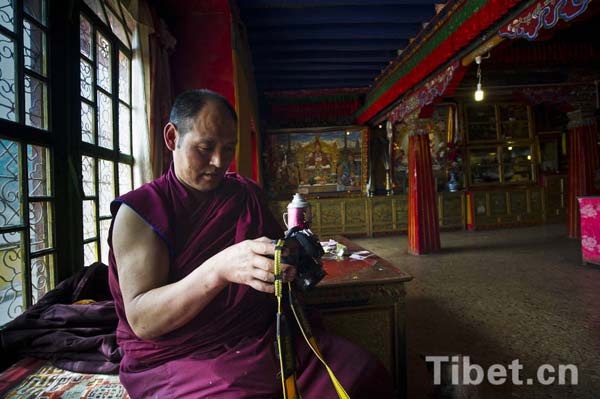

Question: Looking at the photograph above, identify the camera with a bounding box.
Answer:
[280,226,326,291]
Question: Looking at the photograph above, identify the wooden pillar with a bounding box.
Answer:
[408,130,440,255]
[567,111,600,238]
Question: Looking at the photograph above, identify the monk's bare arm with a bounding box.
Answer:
[112,204,295,340]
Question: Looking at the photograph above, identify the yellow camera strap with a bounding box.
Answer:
[274,240,350,399]
[274,240,300,399]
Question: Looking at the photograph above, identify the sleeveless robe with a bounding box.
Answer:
[108,165,393,398]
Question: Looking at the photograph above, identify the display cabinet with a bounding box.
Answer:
[465,103,497,142]
[501,145,534,183]
[468,146,501,184]
[466,187,544,229]
[463,102,536,187]
[542,174,567,223]
[498,103,530,140]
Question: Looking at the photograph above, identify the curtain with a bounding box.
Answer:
[567,118,600,238]
[124,0,154,186]
[149,15,176,178]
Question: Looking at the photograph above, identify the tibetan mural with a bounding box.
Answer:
[391,105,461,192]
[264,127,368,197]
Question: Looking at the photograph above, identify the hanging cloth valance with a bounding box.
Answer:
[387,61,463,124]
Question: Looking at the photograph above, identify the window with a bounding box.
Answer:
[0,0,53,325]
[80,0,133,266]
[0,0,140,327]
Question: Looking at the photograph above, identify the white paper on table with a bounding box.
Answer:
[349,253,374,260]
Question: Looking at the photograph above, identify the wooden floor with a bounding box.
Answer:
[353,224,600,399]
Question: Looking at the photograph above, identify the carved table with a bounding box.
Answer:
[301,236,413,399]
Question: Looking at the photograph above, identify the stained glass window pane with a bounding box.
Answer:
[0,139,21,228]
[0,34,16,122]
[29,201,52,252]
[96,32,111,93]
[31,254,52,304]
[83,0,107,24]
[0,231,23,325]
[98,159,114,217]
[118,51,129,104]
[100,219,110,264]
[98,91,113,149]
[118,162,132,195]
[80,15,93,59]
[0,0,14,32]
[27,145,51,196]
[82,155,96,196]
[23,19,46,76]
[24,74,47,129]
[80,59,94,101]
[24,0,46,26]
[82,200,96,239]
[106,7,129,48]
[119,103,130,154]
[83,241,97,266]
[81,101,95,144]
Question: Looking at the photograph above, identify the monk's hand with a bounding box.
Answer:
[210,236,296,294]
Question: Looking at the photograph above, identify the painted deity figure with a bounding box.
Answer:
[305,139,331,170]
[337,152,360,190]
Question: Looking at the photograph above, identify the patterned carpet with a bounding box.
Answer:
[0,358,129,399]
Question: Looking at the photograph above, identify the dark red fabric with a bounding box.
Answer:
[567,122,600,238]
[108,165,282,369]
[0,262,121,374]
[108,165,393,398]
[408,134,440,254]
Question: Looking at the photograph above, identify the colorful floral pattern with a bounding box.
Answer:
[578,197,600,265]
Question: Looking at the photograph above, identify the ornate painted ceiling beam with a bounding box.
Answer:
[354,0,523,124]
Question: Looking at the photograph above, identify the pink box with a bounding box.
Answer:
[578,196,600,266]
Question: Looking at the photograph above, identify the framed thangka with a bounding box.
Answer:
[264,127,368,197]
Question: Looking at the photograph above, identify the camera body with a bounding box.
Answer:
[281,226,326,291]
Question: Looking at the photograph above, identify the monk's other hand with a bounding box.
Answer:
[208,236,296,294]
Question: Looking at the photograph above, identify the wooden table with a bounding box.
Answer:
[301,236,413,399]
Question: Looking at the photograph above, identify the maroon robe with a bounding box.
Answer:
[108,165,392,398]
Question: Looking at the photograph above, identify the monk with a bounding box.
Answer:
[108,89,393,398]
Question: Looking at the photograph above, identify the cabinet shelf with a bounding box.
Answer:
[463,102,535,187]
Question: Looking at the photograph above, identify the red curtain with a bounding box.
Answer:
[149,11,175,177]
[567,121,600,238]
[408,133,440,255]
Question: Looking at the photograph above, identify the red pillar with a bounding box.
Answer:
[408,132,440,255]
[567,112,600,238]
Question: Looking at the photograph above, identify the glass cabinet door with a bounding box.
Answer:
[468,147,500,184]
[502,145,533,183]
[466,103,497,142]
[498,104,530,140]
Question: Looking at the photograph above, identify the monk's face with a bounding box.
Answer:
[172,101,237,192]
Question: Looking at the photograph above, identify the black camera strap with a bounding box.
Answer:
[274,240,350,399]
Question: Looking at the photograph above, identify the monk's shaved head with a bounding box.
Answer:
[169,89,237,147]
